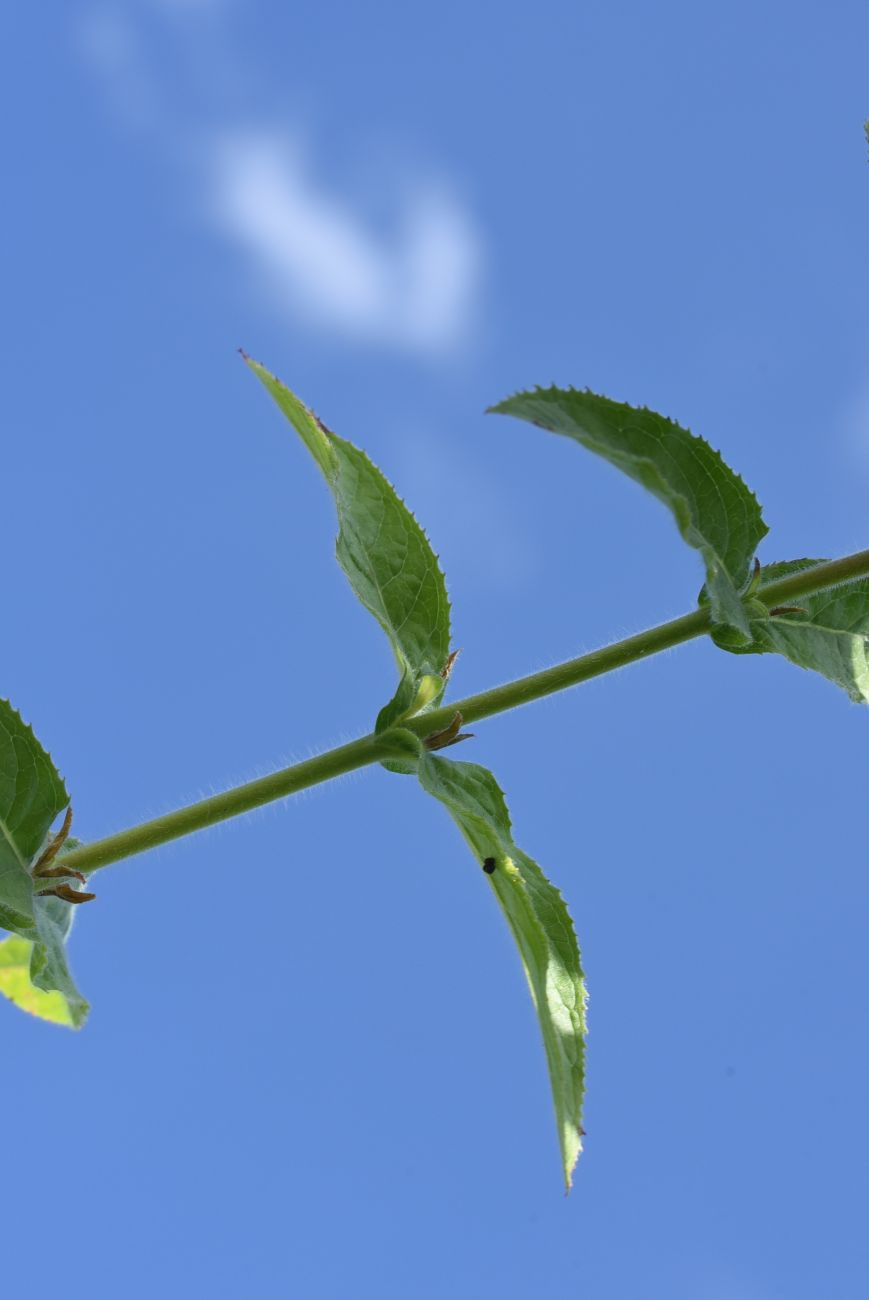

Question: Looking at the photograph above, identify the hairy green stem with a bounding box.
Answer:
[62,549,869,875]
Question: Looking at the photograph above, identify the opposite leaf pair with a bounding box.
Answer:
[245,357,589,1188]
[5,357,869,1192]
[245,361,869,1188]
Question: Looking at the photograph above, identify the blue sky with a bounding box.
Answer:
[3,2,869,1297]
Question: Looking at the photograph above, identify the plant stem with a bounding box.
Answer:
[409,548,869,736]
[65,734,395,875]
[62,548,869,875]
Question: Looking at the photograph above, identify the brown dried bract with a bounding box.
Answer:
[34,864,87,884]
[440,648,461,682]
[32,805,73,877]
[36,883,96,906]
[424,711,474,751]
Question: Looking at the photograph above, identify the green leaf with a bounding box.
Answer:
[245,356,453,730]
[0,699,69,934]
[0,701,89,1026]
[490,386,767,638]
[27,892,89,1027]
[0,892,89,1029]
[0,934,79,1027]
[713,559,869,703]
[404,737,587,1190]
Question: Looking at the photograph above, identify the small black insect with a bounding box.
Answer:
[482,857,497,874]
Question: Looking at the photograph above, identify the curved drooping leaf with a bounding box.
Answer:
[0,699,69,934]
[247,359,584,1184]
[381,727,587,1189]
[713,558,869,703]
[490,386,767,638]
[0,934,78,1027]
[0,700,88,1027]
[245,357,453,730]
[0,890,89,1029]
[28,889,89,1027]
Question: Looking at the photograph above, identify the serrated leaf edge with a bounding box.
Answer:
[488,383,767,529]
[0,699,69,873]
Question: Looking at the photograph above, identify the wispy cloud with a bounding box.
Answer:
[209,131,481,354]
[77,4,483,358]
[77,7,158,129]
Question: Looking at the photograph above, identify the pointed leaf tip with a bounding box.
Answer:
[491,385,767,637]
[414,747,587,1189]
[246,358,452,734]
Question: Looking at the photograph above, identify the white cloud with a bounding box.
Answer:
[209,131,482,356]
[77,6,483,357]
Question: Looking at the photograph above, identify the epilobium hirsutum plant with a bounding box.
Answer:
[4,356,869,1189]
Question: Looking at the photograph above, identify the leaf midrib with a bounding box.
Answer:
[0,813,27,871]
